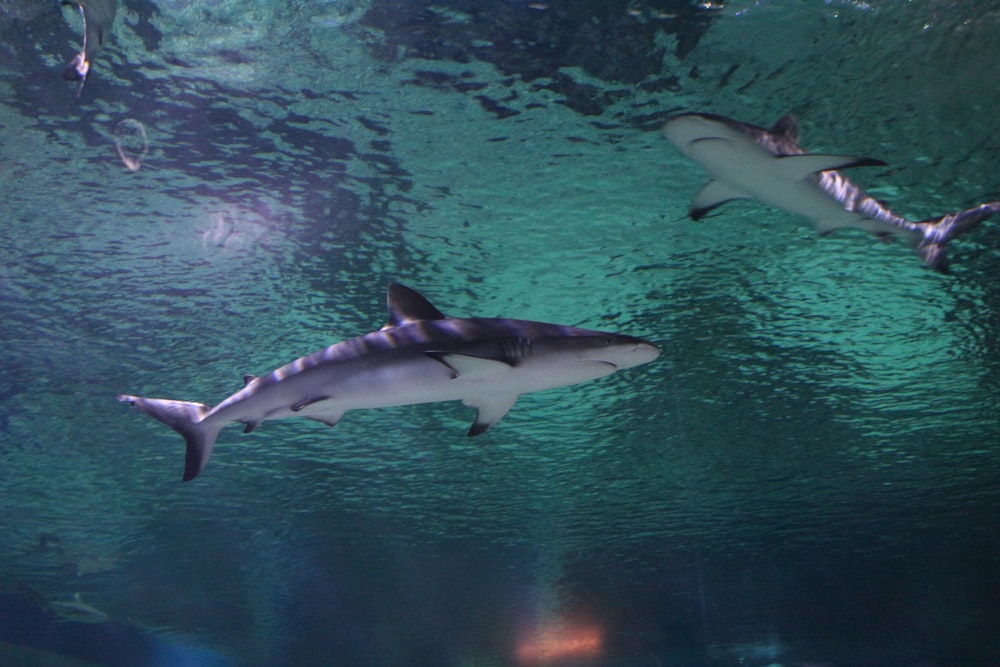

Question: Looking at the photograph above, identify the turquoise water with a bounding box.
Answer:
[2,1,999,665]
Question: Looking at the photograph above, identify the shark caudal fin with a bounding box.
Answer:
[915,202,1000,271]
[117,395,222,481]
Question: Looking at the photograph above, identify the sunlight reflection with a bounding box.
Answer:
[514,620,604,665]
[199,201,277,253]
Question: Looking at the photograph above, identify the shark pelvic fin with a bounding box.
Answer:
[775,154,886,180]
[382,283,448,329]
[464,394,520,436]
[690,180,752,220]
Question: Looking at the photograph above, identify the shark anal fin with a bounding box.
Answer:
[690,180,751,220]
[291,396,329,412]
[464,394,519,436]
[243,420,260,434]
[776,153,887,180]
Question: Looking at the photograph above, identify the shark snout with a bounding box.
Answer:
[630,341,661,366]
[596,339,660,370]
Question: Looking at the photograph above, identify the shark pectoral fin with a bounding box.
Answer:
[690,180,751,220]
[464,394,520,436]
[776,153,887,180]
[291,396,329,412]
[816,220,843,236]
[306,415,342,428]
[433,353,516,379]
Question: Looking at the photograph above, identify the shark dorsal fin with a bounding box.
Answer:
[383,284,448,329]
[771,114,799,143]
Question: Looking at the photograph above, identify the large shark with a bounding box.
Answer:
[663,112,999,270]
[119,284,659,481]
[61,0,118,95]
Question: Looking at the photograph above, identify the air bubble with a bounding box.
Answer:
[114,119,148,172]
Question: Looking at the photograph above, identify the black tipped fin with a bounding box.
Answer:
[243,375,259,387]
[463,394,519,436]
[689,180,751,220]
[243,420,260,434]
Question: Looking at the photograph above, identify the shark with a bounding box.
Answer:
[61,0,118,95]
[16,585,109,624]
[662,112,999,270]
[118,284,660,481]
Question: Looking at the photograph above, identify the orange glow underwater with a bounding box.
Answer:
[514,622,604,665]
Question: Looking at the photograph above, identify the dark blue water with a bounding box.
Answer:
[2,1,999,665]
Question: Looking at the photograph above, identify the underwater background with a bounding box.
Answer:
[1,1,999,665]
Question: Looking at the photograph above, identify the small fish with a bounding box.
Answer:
[663,112,999,270]
[119,284,659,481]
[62,0,118,95]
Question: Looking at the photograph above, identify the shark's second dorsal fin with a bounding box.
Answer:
[383,283,448,329]
[771,114,799,143]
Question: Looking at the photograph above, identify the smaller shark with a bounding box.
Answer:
[61,0,118,95]
[119,284,659,481]
[663,112,999,270]
[17,585,109,624]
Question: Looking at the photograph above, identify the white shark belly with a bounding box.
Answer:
[211,351,621,427]
[209,354,457,425]
[693,145,891,235]
[297,354,619,419]
[755,183,869,233]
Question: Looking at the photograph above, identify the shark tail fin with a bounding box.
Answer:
[915,202,1000,272]
[117,395,222,481]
